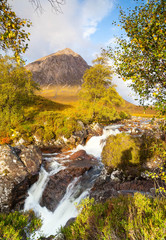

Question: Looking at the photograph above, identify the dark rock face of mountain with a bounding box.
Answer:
[26,48,90,86]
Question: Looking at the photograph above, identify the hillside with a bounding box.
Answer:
[26,48,157,117]
[117,100,157,117]
[26,48,90,86]
[36,85,157,117]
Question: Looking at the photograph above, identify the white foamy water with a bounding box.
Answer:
[76,124,121,158]
[34,177,90,238]
[24,124,121,238]
[24,167,49,212]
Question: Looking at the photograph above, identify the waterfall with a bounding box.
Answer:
[24,124,121,238]
[34,177,90,237]
[76,124,121,158]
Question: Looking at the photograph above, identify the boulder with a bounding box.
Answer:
[66,121,87,147]
[114,179,154,193]
[69,150,93,161]
[110,169,125,182]
[87,123,103,142]
[89,123,103,136]
[90,168,154,202]
[0,145,42,212]
[40,166,91,212]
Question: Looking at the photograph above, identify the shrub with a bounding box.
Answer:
[102,133,140,171]
[119,110,131,120]
[33,111,85,142]
[0,210,41,240]
[139,133,166,167]
[61,194,166,240]
[0,133,11,145]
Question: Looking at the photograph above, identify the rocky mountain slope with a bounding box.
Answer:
[26,48,90,86]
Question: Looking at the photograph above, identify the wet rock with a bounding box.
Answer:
[0,145,42,212]
[90,177,118,202]
[90,165,155,202]
[118,126,129,132]
[90,123,103,136]
[43,149,98,172]
[114,179,154,192]
[41,146,61,154]
[91,174,154,202]
[69,150,93,161]
[86,123,103,142]
[40,166,92,212]
[65,217,76,227]
[110,169,124,182]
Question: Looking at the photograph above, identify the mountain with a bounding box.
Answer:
[26,48,90,86]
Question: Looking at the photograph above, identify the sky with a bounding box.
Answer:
[7,0,146,104]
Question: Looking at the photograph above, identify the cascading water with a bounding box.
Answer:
[76,124,122,158]
[24,125,121,238]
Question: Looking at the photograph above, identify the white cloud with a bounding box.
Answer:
[82,0,114,39]
[6,0,139,104]
[8,0,114,64]
[112,75,139,105]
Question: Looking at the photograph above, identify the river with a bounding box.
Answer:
[24,124,122,238]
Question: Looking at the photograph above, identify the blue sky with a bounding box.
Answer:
[8,0,146,104]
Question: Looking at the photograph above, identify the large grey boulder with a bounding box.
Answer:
[0,145,42,212]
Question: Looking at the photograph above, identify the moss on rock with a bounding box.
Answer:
[102,133,140,171]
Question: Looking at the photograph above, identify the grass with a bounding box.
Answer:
[36,85,81,105]
[0,85,159,144]
[36,85,158,117]
[23,95,72,125]
[117,100,158,118]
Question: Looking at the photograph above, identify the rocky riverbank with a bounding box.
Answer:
[0,117,165,229]
[39,116,164,150]
[90,167,155,202]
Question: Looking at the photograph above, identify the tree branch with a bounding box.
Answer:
[29,0,65,13]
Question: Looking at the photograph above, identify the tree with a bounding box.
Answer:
[108,0,166,115]
[0,56,38,129]
[79,54,124,122]
[0,0,65,62]
[0,0,32,62]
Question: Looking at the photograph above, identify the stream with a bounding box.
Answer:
[24,125,122,238]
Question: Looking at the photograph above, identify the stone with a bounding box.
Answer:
[69,150,93,161]
[0,145,42,212]
[90,166,154,202]
[88,123,103,136]
[40,166,91,212]
[110,170,124,182]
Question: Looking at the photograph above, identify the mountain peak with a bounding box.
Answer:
[35,48,79,62]
[54,48,79,57]
[26,48,89,86]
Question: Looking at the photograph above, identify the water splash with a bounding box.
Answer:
[76,124,121,158]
